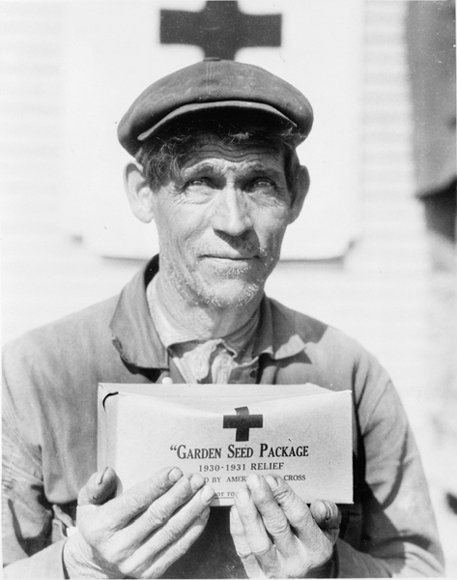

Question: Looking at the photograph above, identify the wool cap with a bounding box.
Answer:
[118,58,313,156]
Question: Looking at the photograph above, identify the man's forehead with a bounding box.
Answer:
[180,134,285,169]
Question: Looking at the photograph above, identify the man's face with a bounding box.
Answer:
[149,135,303,310]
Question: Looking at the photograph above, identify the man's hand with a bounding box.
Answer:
[230,474,340,578]
[63,466,215,579]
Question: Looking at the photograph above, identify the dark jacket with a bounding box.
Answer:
[2,257,444,578]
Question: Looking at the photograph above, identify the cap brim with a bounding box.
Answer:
[137,100,298,142]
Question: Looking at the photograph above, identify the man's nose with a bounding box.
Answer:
[211,187,253,237]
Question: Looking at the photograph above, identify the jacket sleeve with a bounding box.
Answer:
[335,344,445,577]
[2,358,67,579]
[2,542,67,580]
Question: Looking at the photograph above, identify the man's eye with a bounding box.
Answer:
[186,178,212,188]
[250,178,276,190]
[179,178,215,200]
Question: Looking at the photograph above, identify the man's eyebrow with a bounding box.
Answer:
[182,162,218,175]
[181,160,285,180]
[244,162,281,173]
[242,162,285,181]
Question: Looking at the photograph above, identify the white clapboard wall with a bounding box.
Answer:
[58,0,363,260]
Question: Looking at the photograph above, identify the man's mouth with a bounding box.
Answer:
[202,254,257,261]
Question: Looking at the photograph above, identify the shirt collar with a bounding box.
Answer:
[147,273,260,358]
[109,255,306,370]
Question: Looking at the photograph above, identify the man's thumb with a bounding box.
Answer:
[77,466,118,506]
[310,500,341,528]
[310,499,341,543]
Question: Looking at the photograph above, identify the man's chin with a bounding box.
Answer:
[194,279,263,310]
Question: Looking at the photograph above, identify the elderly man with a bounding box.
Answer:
[3,60,444,578]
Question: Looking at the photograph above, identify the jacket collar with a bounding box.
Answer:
[254,296,306,360]
[110,255,306,371]
[110,255,169,369]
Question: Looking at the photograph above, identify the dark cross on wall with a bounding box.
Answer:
[223,406,263,442]
[160,1,282,60]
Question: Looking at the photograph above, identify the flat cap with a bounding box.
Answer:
[118,59,313,156]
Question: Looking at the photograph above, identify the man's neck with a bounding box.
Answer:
[154,273,262,339]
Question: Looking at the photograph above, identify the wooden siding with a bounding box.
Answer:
[1,1,456,575]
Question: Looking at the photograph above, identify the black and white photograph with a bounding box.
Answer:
[1,0,456,577]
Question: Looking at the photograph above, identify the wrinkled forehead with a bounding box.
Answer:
[175,131,285,177]
[136,109,299,190]
[180,132,286,168]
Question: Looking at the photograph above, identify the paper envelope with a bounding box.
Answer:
[98,383,353,506]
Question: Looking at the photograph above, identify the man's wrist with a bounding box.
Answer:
[62,533,118,579]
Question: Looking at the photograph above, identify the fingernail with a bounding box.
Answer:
[322,501,332,520]
[316,499,334,520]
[236,487,250,505]
[314,500,327,519]
[96,466,109,486]
[168,468,182,483]
[265,474,278,490]
[201,506,211,521]
[200,485,215,504]
[189,473,205,491]
[324,501,338,521]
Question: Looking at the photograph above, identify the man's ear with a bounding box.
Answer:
[288,165,310,224]
[124,162,155,223]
